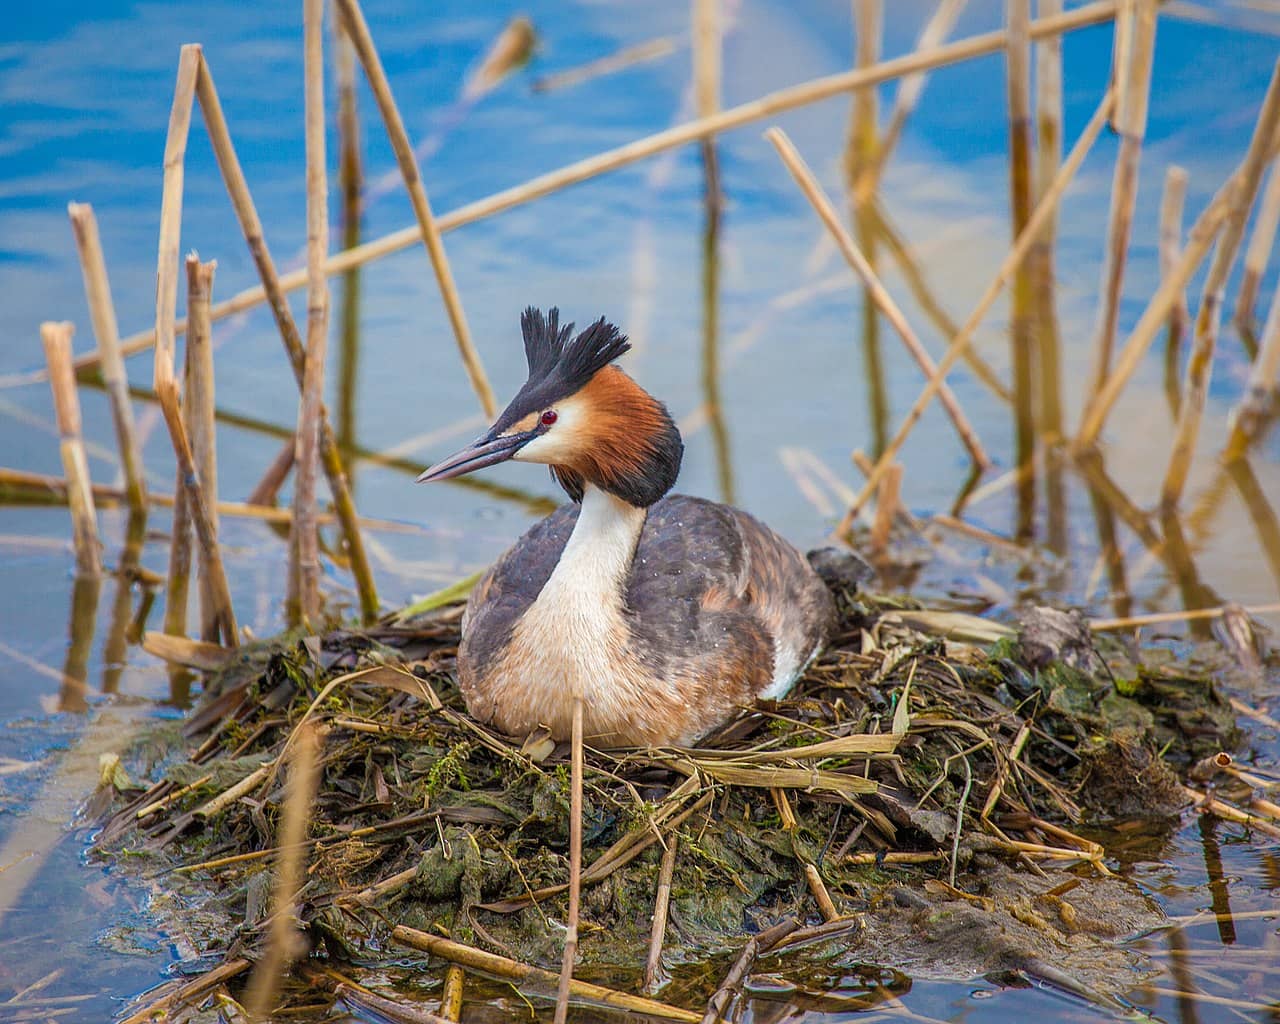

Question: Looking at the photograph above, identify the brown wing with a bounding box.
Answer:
[625,495,835,702]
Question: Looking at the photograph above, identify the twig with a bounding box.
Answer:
[1234,139,1280,329]
[1084,0,1157,397]
[767,128,991,468]
[40,322,101,576]
[66,204,146,513]
[117,960,250,1024]
[184,255,220,643]
[291,0,331,626]
[334,0,496,419]
[153,46,238,647]
[391,927,700,1022]
[247,438,296,507]
[643,835,679,993]
[851,86,1116,515]
[1033,0,1065,443]
[335,984,455,1024]
[554,696,585,1024]
[1162,59,1280,508]
[194,56,379,623]
[95,1,1125,371]
[700,918,799,1024]
[868,462,902,556]
[244,722,322,1019]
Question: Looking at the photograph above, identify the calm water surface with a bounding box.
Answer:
[1,1,1279,1020]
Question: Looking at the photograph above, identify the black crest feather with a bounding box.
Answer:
[492,307,631,435]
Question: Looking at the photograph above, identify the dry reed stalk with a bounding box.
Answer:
[1225,276,1280,456]
[643,835,679,993]
[244,722,322,1019]
[194,57,379,624]
[1089,601,1280,631]
[66,204,146,513]
[335,985,455,1024]
[1183,784,1280,840]
[1234,147,1280,329]
[534,38,676,94]
[867,0,967,185]
[154,46,238,647]
[391,927,700,1022]
[184,255,220,643]
[846,0,881,204]
[1161,60,1280,508]
[1033,0,1064,440]
[694,0,723,213]
[247,438,296,506]
[768,128,991,467]
[1159,166,1191,398]
[334,0,496,419]
[700,918,799,1024]
[96,1,1125,372]
[40,322,101,576]
[290,0,332,627]
[841,850,945,865]
[850,87,1116,515]
[869,462,902,555]
[1084,0,1157,399]
[554,696,585,1024]
[803,862,841,921]
[1076,174,1237,446]
[440,966,465,1022]
[1005,0,1036,541]
[117,960,250,1024]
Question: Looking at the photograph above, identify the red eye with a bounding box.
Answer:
[541,410,558,426]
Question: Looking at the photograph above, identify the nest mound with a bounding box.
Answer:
[97,560,1243,1020]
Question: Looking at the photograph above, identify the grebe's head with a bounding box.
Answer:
[418,307,683,507]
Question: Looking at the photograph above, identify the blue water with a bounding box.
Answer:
[1,0,1279,1019]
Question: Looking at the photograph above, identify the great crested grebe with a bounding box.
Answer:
[419,307,836,748]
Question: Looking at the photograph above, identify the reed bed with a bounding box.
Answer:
[8,2,1280,1019]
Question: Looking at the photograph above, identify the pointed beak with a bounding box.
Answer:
[416,429,535,483]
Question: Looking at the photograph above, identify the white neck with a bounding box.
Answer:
[549,484,647,595]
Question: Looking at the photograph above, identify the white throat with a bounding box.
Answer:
[514,484,647,700]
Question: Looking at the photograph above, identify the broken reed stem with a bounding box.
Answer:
[851,87,1116,515]
[693,0,720,122]
[869,462,902,555]
[1005,0,1035,538]
[1076,169,1238,446]
[554,696,585,1024]
[643,835,679,993]
[440,966,465,1022]
[193,56,378,623]
[184,255,220,643]
[335,985,455,1024]
[1084,0,1157,399]
[1161,59,1280,509]
[767,128,991,468]
[290,0,331,628]
[867,0,966,186]
[847,0,881,203]
[1225,272,1280,457]
[40,322,101,576]
[154,46,238,647]
[334,0,497,419]
[803,863,841,922]
[1234,152,1280,329]
[391,927,699,1023]
[95,1,1124,372]
[66,204,147,513]
[244,722,321,1020]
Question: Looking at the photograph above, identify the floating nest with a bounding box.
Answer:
[95,550,1257,1022]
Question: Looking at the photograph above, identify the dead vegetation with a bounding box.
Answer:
[91,556,1277,1022]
